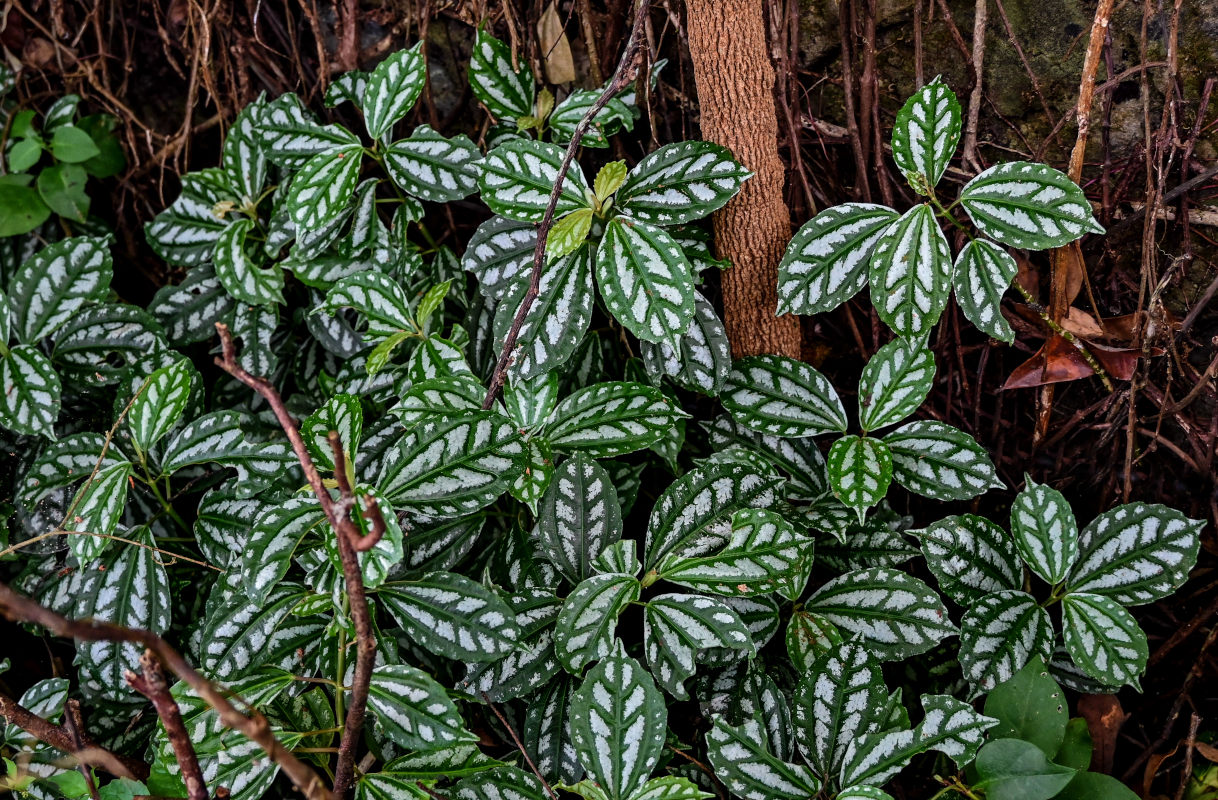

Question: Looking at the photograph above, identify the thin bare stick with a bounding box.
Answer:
[328,432,388,553]
[62,701,101,800]
[0,692,146,781]
[482,0,651,409]
[0,582,331,800]
[481,693,557,800]
[126,651,207,800]
[961,0,989,170]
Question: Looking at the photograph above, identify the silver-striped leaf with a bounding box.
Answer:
[478,140,590,223]
[706,715,821,800]
[536,452,623,584]
[221,100,268,203]
[505,372,559,431]
[524,675,583,786]
[365,664,476,750]
[199,583,298,680]
[644,594,753,699]
[960,161,1104,250]
[554,573,640,673]
[639,290,731,395]
[384,125,480,202]
[1009,478,1078,585]
[494,247,594,380]
[827,435,893,520]
[721,355,847,438]
[857,339,935,433]
[301,393,363,471]
[915,514,1022,605]
[362,44,426,141]
[776,203,897,315]
[65,460,131,563]
[702,415,830,502]
[884,420,1001,501]
[127,357,193,454]
[194,490,265,568]
[146,265,235,344]
[391,376,484,427]
[462,215,536,301]
[0,345,62,439]
[615,141,749,226]
[890,77,961,194]
[254,92,362,169]
[468,29,535,121]
[286,146,363,230]
[958,590,1053,699]
[952,238,1017,342]
[212,218,284,305]
[458,590,563,702]
[8,236,112,344]
[594,216,695,347]
[785,611,844,673]
[792,640,889,779]
[544,381,685,458]
[19,433,124,509]
[240,497,326,604]
[453,766,546,800]
[1060,593,1147,688]
[379,573,521,662]
[322,272,413,337]
[143,169,236,266]
[868,203,952,340]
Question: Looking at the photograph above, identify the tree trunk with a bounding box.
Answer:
[684,0,802,359]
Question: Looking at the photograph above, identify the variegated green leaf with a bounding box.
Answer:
[468,29,535,121]
[915,514,1022,605]
[462,215,537,300]
[792,641,889,779]
[362,748,504,799]
[254,92,361,169]
[8,236,112,343]
[827,435,892,519]
[837,787,895,800]
[459,590,563,702]
[380,573,521,662]
[890,76,961,193]
[366,664,477,750]
[645,594,752,699]
[594,216,695,347]
[959,590,1053,698]
[221,100,267,202]
[287,146,363,230]
[144,169,237,266]
[721,355,847,438]
[19,433,125,509]
[706,715,821,800]
[615,141,748,225]
[240,497,326,603]
[0,345,62,439]
[127,357,193,454]
[4,678,69,749]
[953,238,1017,342]
[147,265,235,344]
[505,372,559,431]
[554,573,640,673]
[523,675,583,786]
[495,248,594,380]
[545,381,685,458]
[212,218,284,305]
[510,438,554,509]
[161,410,296,488]
[960,161,1104,249]
[624,777,711,800]
[453,766,546,800]
[536,453,623,584]
[65,460,131,563]
[301,393,363,471]
[858,339,935,433]
[776,203,897,315]
[322,272,412,337]
[702,415,830,502]
[785,610,843,673]
[391,376,484,426]
[384,125,480,202]
[1010,478,1079,585]
[478,140,591,222]
[199,584,298,680]
[592,540,642,578]
[884,420,1001,501]
[1060,593,1147,688]
[805,567,956,660]
[549,91,634,148]
[363,44,426,140]
[868,204,952,340]
[639,290,731,395]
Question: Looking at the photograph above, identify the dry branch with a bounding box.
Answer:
[126,650,207,800]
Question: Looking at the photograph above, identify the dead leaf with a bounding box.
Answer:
[1060,307,1105,339]
[1078,694,1128,775]
[1002,336,1096,390]
[1195,742,1218,763]
[1050,242,1086,314]
[537,3,576,85]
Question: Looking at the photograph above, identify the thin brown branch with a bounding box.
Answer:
[126,650,207,800]
[327,432,388,553]
[960,0,989,170]
[481,693,557,800]
[0,692,146,781]
[0,582,331,800]
[482,0,651,409]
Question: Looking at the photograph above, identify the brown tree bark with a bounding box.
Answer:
[684,0,802,359]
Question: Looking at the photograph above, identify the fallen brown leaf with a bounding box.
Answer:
[1078,693,1129,776]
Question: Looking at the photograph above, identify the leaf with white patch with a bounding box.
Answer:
[857,339,935,433]
[640,290,731,395]
[378,410,524,516]
[254,92,362,169]
[64,460,131,563]
[916,514,1022,605]
[776,203,897,316]
[199,583,298,680]
[362,44,426,140]
[19,433,125,509]
[287,146,362,230]
[452,766,545,800]
[505,372,559,431]
[509,439,554,510]
[392,376,484,426]
[407,336,474,383]
[961,161,1104,249]
[594,216,695,347]
[462,215,537,300]
[366,664,477,750]
[721,355,847,438]
[569,648,667,800]
[952,238,1017,342]
[325,71,368,109]
[240,497,326,604]
[127,358,192,454]
[827,435,893,520]
[868,204,952,341]
[385,125,480,202]
[478,140,591,222]
[785,611,843,673]
[545,381,685,458]
[890,77,961,194]
[0,345,62,439]
[592,540,642,578]
[8,236,111,343]
[615,142,748,225]
[221,100,267,202]
[144,169,237,266]
[212,218,284,305]
[380,573,522,662]
[1067,502,1203,605]
[536,453,623,584]
[458,590,563,702]
[840,695,997,788]
[645,594,752,699]
[523,676,583,786]
[549,91,634,149]
[147,265,235,345]
[1060,593,1147,688]
[4,679,69,750]
[644,460,783,571]
[884,420,1001,501]
[301,393,363,471]
[554,573,640,673]
[495,248,594,380]
[468,29,535,121]
[1009,478,1079,585]
[958,590,1053,698]
[836,787,895,800]
[161,410,295,487]
[322,272,412,337]
[701,415,830,501]
[706,716,821,800]
[805,567,956,660]
[230,302,279,377]
[791,641,889,779]
[624,777,711,800]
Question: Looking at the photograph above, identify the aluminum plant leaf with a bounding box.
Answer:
[554,573,640,673]
[240,497,326,604]
[549,90,635,148]
[840,695,997,788]
[379,573,521,662]
[884,420,1002,501]
[701,415,830,502]
[776,203,899,315]
[378,410,524,516]
[890,76,962,194]
[594,216,696,347]
[362,44,426,141]
[644,593,753,699]
[952,238,1017,342]
[230,302,279,377]
[322,272,413,337]
[325,70,368,109]
[161,410,296,487]
[199,583,299,680]
[254,92,362,169]
[505,372,560,431]
[53,305,170,386]
[0,345,62,439]
[785,610,844,673]
[569,647,667,800]
[544,381,685,458]
[916,514,1022,605]
[458,589,563,702]
[706,715,822,800]
[478,140,591,222]
[524,675,583,786]
[212,217,284,305]
[657,508,813,598]
[639,290,731,395]
[1009,478,1079,585]
[643,460,783,571]
[287,145,363,230]
[391,376,484,427]
[4,678,69,750]
[462,215,537,300]
[623,777,711,800]
[792,641,889,779]
[960,161,1104,249]
[815,515,918,573]
[194,491,266,568]
[453,766,546,800]
[1066,502,1203,605]
[365,664,477,750]
[827,435,893,520]
[592,540,642,578]
[221,100,267,202]
[837,787,896,800]
[805,567,957,660]
[868,203,953,340]
[64,460,131,563]
[721,354,847,438]
[147,265,235,345]
[144,169,236,266]
[468,29,535,121]
[536,452,623,584]
[384,125,480,202]
[19,432,126,509]
[1060,593,1147,688]
[494,247,595,380]
[127,357,193,454]
[958,590,1054,699]
[8,235,111,343]
[857,339,936,433]
[301,393,363,471]
[615,141,749,226]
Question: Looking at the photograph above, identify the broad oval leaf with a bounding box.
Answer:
[523,675,583,786]
[644,593,753,699]
[8,235,111,343]
[287,146,363,230]
[702,414,830,502]
[1060,593,1147,688]
[594,216,695,347]
[199,584,299,680]
[706,715,822,800]
[868,204,952,340]
[213,218,284,305]
[363,44,426,140]
[721,355,847,438]
[380,573,521,662]
[640,290,731,396]
[545,381,685,458]
[777,203,899,315]
[19,432,125,509]
[366,664,477,750]
[453,766,546,800]
[144,169,235,266]
[1010,478,1079,585]
[953,238,1017,342]
[127,357,193,454]
[961,161,1104,249]
[792,640,889,779]
[785,610,843,672]
[616,141,749,225]
[857,339,936,433]
[391,376,484,427]
[0,345,62,439]
[147,265,235,345]
[958,590,1053,699]
[301,393,363,471]
[254,92,362,169]
[536,452,623,584]
[322,272,413,337]
[884,420,1001,501]
[494,248,595,381]
[241,497,326,604]
[468,30,535,121]
[478,140,590,222]
[827,435,893,520]
[971,738,1078,800]
[462,215,537,300]
[65,460,132,563]
[891,77,962,194]
[916,514,1022,605]
[384,125,480,202]
[554,573,640,673]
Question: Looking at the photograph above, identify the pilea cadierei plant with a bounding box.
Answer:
[0,35,1201,800]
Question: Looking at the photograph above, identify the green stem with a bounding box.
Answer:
[334,594,350,737]
[137,455,189,531]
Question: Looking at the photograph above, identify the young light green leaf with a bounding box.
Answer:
[37,162,90,220]
[322,272,412,337]
[213,218,284,305]
[958,590,1054,699]
[363,44,425,140]
[644,594,753,699]
[868,204,952,340]
[890,77,961,194]
[594,161,628,203]
[287,146,362,230]
[706,716,821,800]
[8,236,112,343]
[721,355,847,438]
[792,640,889,779]
[379,573,522,662]
[495,248,595,380]
[415,279,452,334]
[1010,478,1079,585]
[915,514,1022,605]
[594,216,695,347]
[961,161,1104,249]
[640,290,731,396]
[1060,593,1147,687]
[545,381,685,458]
[616,141,749,225]
[884,420,1001,501]
[857,339,936,433]
[468,29,535,121]
[536,453,623,584]
[0,345,62,439]
[384,126,480,202]
[547,209,593,262]
[827,436,893,520]
[366,664,477,750]
[953,238,1017,342]
[478,140,591,222]
[554,573,640,673]
[127,358,193,454]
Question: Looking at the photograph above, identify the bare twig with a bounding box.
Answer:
[482,0,651,409]
[960,0,989,171]
[0,692,146,781]
[328,432,388,553]
[481,693,557,800]
[62,701,101,800]
[126,651,207,800]
[0,582,331,800]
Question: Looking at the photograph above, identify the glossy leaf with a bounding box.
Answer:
[827,435,893,519]
[127,358,193,454]
[916,514,1022,605]
[961,161,1104,249]
[792,641,889,779]
[857,339,936,433]
[868,204,952,340]
[644,594,753,699]
[615,141,748,225]
[884,420,1001,501]
[594,216,695,347]
[363,44,426,140]
[721,355,847,438]
[468,30,535,121]
[0,345,62,439]
[1060,593,1147,688]
[953,238,1017,342]
[639,290,731,395]
[8,235,111,343]
[287,146,363,230]
[706,716,821,800]
[545,382,685,458]
[478,140,590,222]
[384,126,480,202]
[366,664,477,750]
[554,573,640,673]
[536,453,623,584]
[958,590,1054,698]
[380,573,522,662]
[890,77,961,193]
[1010,478,1079,585]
